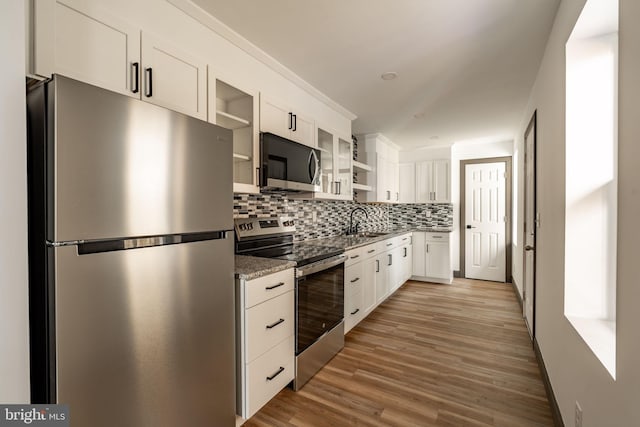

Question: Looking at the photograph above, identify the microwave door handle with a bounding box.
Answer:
[308,149,320,185]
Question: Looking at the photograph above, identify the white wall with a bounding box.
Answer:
[398,145,451,163]
[513,0,640,425]
[0,0,31,403]
[451,140,513,272]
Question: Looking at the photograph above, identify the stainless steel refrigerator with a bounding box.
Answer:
[26,75,236,426]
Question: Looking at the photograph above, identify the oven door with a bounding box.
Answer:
[260,132,321,192]
[295,255,345,355]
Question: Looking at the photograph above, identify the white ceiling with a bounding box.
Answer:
[191,0,560,150]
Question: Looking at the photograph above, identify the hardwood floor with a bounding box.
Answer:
[244,278,554,427]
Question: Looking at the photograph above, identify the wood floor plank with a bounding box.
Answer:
[244,279,554,426]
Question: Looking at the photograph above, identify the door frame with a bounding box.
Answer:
[459,156,513,281]
[523,111,537,338]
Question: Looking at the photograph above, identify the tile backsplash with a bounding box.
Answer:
[234,193,453,242]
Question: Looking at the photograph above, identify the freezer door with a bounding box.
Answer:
[49,75,232,242]
[53,238,235,427]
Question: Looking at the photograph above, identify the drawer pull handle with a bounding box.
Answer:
[266,366,285,381]
[265,282,285,290]
[266,318,285,329]
[432,236,443,239]
[350,308,360,315]
[350,255,360,259]
[386,243,393,246]
[350,277,360,283]
[367,249,375,253]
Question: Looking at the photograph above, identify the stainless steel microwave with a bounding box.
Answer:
[260,132,321,192]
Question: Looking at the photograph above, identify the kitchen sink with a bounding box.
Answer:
[345,231,389,238]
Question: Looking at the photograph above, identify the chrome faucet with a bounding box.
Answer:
[347,207,369,235]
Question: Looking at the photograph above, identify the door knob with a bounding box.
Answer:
[525,245,535,251]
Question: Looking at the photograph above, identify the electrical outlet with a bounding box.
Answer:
[425,210,431,218]
[575,401,583,427]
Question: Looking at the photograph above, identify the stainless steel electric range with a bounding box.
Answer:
[235,217,346,390]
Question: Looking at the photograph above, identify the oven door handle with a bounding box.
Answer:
[296,254,347,278]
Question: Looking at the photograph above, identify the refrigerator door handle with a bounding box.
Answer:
[77,230,229,255]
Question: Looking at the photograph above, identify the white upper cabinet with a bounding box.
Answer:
[355,134,400,203]
[34,0,207,120]
[416,160,450,203]
[34,0,140,98]
[260,95,315,147]
[140,33,207,120]
[398,163,416,203]
[209,71,260,193]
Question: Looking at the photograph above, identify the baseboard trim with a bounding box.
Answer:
[511,279,523,310]
[453,270,462,278]
[533,338,564,427]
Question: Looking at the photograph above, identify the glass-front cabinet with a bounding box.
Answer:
[208,70,259,193]
[314,124,353,200]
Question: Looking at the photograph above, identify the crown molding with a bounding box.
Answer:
[166,0,357,121]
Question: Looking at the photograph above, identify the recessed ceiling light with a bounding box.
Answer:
[381,72,398,81]
[429,136,439,140]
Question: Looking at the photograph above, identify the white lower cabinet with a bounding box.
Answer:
[345,233,412,334]
[237,269,295,419]
[412,232,452,284]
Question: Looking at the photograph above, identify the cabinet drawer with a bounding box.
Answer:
[345,290,364,333]
[245,268,294,308]
[344,247,364,267]
[398,233,412,246]
[245,335,294,418]
[245,290,294,363]
[425,232,449,242]
[345,263,364,295]
[377,238,395,252]
[361,244,378,260]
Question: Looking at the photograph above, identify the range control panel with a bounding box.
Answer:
[234,217,296,240]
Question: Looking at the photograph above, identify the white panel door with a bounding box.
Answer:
[35,0,140,97]
[523,116,537,338]
[465,162,507,282]
[141,33,207,120]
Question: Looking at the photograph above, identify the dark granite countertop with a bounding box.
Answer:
[235,255,296,280]
[304,227,452,251]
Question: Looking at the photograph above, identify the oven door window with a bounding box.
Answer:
[296,263,344,355]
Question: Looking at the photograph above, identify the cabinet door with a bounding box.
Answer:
[388,161,400,203]
[34,0,140,98]
[433,160,450,203]
[362,257,377,315]
[210,72,260,193]
[375,255,389,304]
[398,163,416,203]
[426,241,450,279]
[404,244,413,282]
[415,161,433,203]
[140,33,207,120]
[260,95,292,138]
[317,126,336,196]
[290,112,315,147]
[412,232,426,276]
[376,155,388,202]
[390,246,404,292]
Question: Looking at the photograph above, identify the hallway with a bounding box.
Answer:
[245,278,553,426]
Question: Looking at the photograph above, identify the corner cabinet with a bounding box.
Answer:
[34,0,207,120]
[236,269,295,420]
[209,71,260,193]
[416,160,450,203]
[260,95,315,147]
